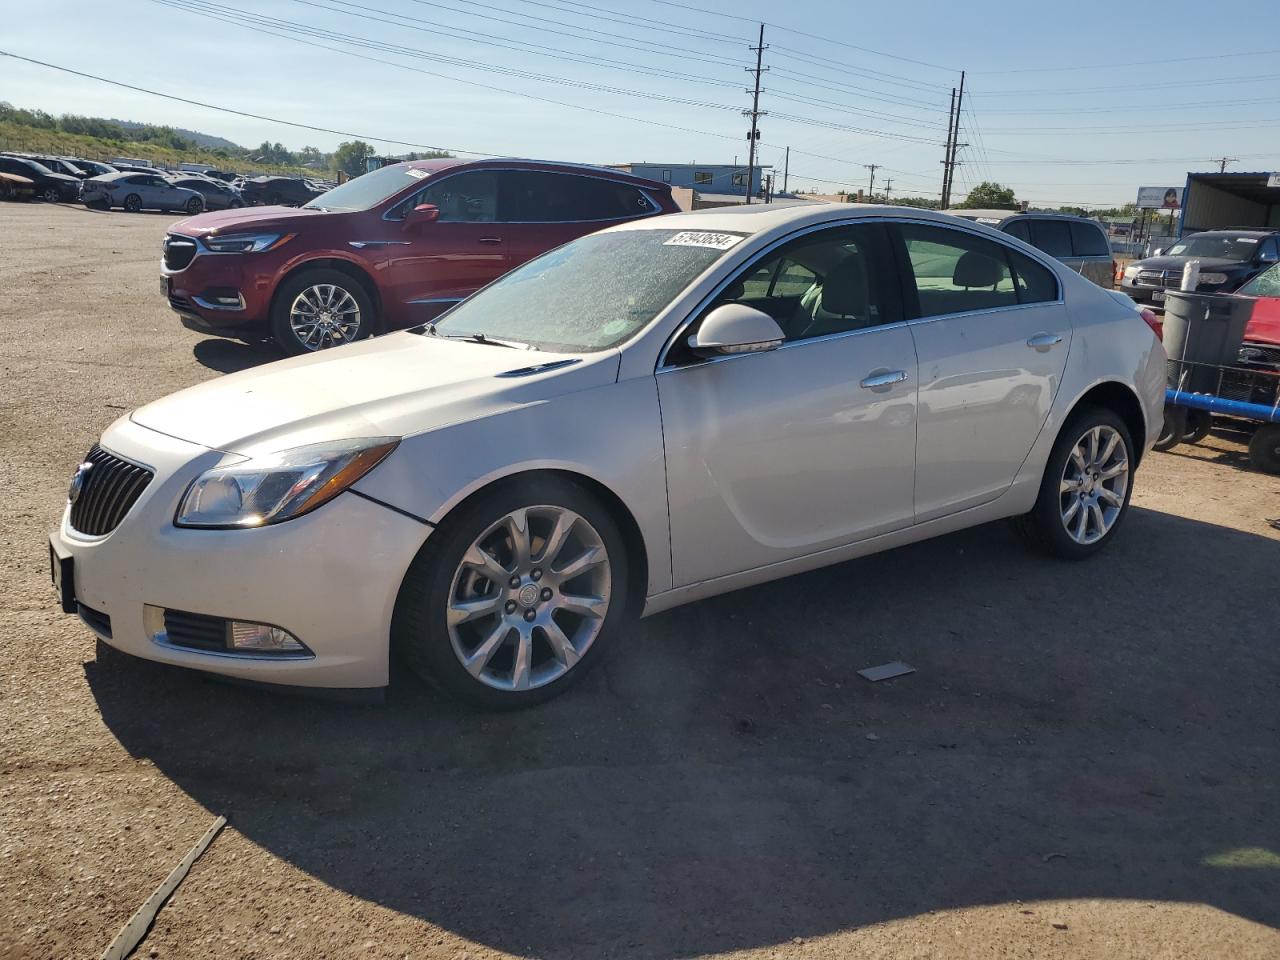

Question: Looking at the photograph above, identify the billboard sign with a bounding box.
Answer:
[1137,186,1182,209]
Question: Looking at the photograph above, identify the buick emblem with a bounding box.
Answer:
[68,461,93,505]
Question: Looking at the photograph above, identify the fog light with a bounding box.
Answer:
[230,620,306,653]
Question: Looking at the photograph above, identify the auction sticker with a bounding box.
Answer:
[405,168,430,179]
[663,231,744,250]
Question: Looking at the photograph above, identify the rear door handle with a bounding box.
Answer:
[478,237,503,244]
[859,369,908,391]
[1027,333,1063,352]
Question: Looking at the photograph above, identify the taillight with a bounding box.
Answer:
[1139,307,1163,341]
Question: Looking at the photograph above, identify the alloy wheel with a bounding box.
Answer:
[288,284,362,350]
[1060,424,1129,545]
[446,505,611,692]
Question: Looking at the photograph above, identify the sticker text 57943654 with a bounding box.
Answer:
[663,231,744,251]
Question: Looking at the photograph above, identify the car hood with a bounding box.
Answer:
[1131,255,1246,272]
[129,332,617,455]
[169,205,337,237]
[41,171,79,184]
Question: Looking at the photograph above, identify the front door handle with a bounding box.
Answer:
[1027,333,1063,352]
[859,369,908,391]
[478,237,503,244]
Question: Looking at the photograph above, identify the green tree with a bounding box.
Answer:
[957,181,1018,209]
[331,140,375,176]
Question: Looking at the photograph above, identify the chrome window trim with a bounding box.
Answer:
[654,214,1066,372]
[380,166,663,225]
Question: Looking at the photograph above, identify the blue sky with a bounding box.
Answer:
[3,0,1277,207]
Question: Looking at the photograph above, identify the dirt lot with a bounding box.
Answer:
[2,202,1278,960]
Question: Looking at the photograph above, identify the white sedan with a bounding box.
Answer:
[51,204,1166,708]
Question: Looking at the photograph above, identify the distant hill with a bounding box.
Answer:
[109,119,240,151]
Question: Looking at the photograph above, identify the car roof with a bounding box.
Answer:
[607,202,979,236]
[397,156,670,189]
[944,208,1101,225]
[1181,229,1278,238]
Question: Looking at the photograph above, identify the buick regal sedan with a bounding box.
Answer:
[51,204,1166,709]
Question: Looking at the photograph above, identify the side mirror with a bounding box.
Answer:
[1151,248,1164,258]
[688,303,785,358]
[403,203,439,228]
[1257,249,1278,265]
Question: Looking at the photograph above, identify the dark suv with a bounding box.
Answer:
[0,155,81,203]
[1120,230,1280,307]
[162,158,679,353]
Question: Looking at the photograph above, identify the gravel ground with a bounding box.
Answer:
[2,202,1278,960]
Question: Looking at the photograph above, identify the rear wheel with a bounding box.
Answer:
[1182,409,1212,444]
[1153,409,1184,452]
[185,196,203,215]
[269,268,374,355]
[392,477,630,710]
[0,180,12,202]
[1013,407,1134,559]
[1248,424,1280,475]
[123,193,142,213]
[43,185,61,203]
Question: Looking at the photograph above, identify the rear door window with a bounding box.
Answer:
[1002,220,1031,243]
[897,223,1019,318]
[500,171,655,222]
[1028,219,1074,258]
[1069,221,1110,257]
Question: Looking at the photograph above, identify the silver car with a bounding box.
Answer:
[82,171,204,214]
[51,204,1164,709]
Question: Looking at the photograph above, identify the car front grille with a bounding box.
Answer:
[1135,269,1181,289]
[68,445,154,537]
[162,234,198,271]
[162,609,229,652]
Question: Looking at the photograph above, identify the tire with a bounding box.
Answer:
[229,198,244,209]
[123,193,142,213]
[43,186,61,203]
[1182,409,1212,445]
[269,268,375,355]
[185,196,203,215]
[1013,406,1135,560]
[392,476,632,710]
[1248,424,1280,475]
[1153,408,1183,452]
[0,181,12,202]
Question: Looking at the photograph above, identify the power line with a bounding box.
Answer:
[0,49,486,154]
[977,47,1280,74]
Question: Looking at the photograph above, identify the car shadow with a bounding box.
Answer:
[192,337,285,373]
[85,507,1280,957]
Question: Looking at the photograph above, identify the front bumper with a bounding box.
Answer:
[162,244,274,331]
[51,417,429,688]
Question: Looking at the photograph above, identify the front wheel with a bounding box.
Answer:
[1013,407,1134,559]
[392,477,631,709]
[43,186,61,203]
[269,269,374,355]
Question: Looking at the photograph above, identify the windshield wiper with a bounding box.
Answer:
[420,324,532,349]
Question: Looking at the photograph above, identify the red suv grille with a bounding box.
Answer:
[162,235,198,271]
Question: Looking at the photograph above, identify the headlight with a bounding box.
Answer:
[1198,272,1229,285]
[203,232,293,253]
[175,437,399,528]
[1123,264,1143,279]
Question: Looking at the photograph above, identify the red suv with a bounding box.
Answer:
[161,158,679,353]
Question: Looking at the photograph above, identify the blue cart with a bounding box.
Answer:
[1156,357,1280,473]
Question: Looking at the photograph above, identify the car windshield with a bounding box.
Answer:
[1165,234,1262,260]
[1238,263,1280,297]
[425,228,744,352]
[302,165,427,212]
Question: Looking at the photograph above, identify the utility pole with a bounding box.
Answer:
[782,145,789,194]
[941,71,965,208]
[1214,156,1238,173]
[882,178,893,200]
[941,87,956,207]
[864,163,880,201]
[743,23,767,206]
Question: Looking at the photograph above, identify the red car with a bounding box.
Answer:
[162,158,679,354]
[1237,262,1280,363]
